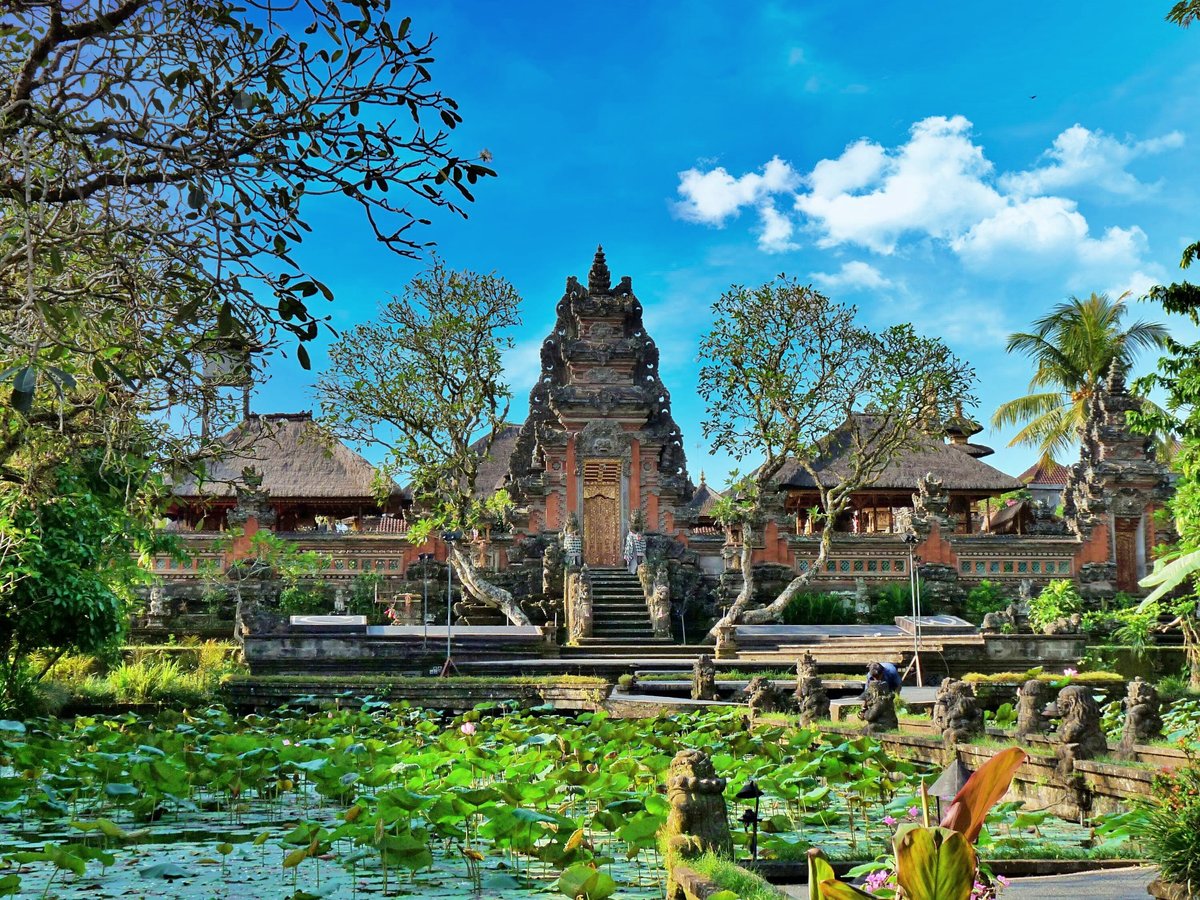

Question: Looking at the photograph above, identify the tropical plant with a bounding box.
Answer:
[1027,579,1082,632]
[781,592,856,626]
[698,276,974,635]
[317,260,530,624]
[965,580,1009,623]
[991,292,1169,465]
[1141,765,1200,887]
[808,747,1028,900]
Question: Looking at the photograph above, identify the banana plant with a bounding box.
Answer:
[808,748,1027,899]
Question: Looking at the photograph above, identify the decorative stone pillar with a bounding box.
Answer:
[663,748,734,900]
[691,653,718,701]
[794,651,829,725]
[565,564,592,642]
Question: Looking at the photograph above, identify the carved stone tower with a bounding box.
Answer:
[507,247,692,565]
[1064,361,1173,592]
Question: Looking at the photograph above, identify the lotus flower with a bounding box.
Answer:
[460,721,477,736]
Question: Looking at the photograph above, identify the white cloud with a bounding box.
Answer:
[674,156,799,225]
[795,116,1005,253]
[787,47,805,65]
[1000,125,1184,198]
[811,260,892,291]
[675,116,1184,292]
[952,196,1148,284]
[757,203,799,252]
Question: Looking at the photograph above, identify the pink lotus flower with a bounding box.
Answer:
[282,739,291,746]
[460,721,477,736]
[907,806,920,820]
[882,815,898,826]
[1063,668,1078,677]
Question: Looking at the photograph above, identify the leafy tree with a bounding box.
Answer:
[991,293,1168,465]
[0,457,169,709]
[1128,4,1200,690]
[698,276,974,634]
[317,260,529,624]
[1,0,492,499]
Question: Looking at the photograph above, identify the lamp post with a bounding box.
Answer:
[903,533,924,686]
[441,531,462,676]
[735,779,764,862]
[417,552,435,651]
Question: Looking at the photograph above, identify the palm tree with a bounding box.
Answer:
[992,292,1169,464]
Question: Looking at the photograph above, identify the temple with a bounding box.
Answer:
[150,249,1175,640]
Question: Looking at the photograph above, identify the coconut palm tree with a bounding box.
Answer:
[992,292,1169,464]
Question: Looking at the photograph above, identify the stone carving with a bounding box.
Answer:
[1014,678,1049,740]
[909,472,954,535]
[794,652,829,725]
[639,555,672,638]
[577,419,628,457]
[542,535,565,599]
[1052,685,1108,778]
[147,584,166,619]
[860,680,898,735]
[932,678,983,747]
[691,653,718,701]
[1121,677,1162,751]
[1042,612,1083,636]
[588,245,612,295]
[714,620,737,659]
[663,749,733,899]
[980,602,1021,634]
[226,465,277,529]
[567,565,593,642]
[743,675,783,718]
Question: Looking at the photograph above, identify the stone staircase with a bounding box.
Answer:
[580,566,671,646]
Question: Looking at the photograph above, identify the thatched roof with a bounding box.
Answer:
[473,423,521,496]
[772,413,1023,494]
[686,474,725,517]
[170,412,398,500]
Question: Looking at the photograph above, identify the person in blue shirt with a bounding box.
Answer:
[865,661,902,693]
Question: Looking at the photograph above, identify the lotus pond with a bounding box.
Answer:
[0,704,1140,898]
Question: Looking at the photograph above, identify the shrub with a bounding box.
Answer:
[865,582,917,625]
[1028,579,1081,631]
[1142,766,1200,885]
[279,584,328,617]
[964,580,1008,623]
[781,591,855,626]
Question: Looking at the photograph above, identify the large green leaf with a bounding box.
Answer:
[893,825,976,900]
[807,848,872,900]
[939,747,1027,842]
[1139,548,1200,604]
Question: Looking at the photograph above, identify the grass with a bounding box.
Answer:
[682,852,788,900]
[964,670,1124,685]
[237,674,609,687]
[642,669,865,682]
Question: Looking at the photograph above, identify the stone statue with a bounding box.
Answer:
[743,675,783,718]
[932,678,983,747]
[663,749,733,899]
[794,652,829,725]
[561,513,583,568]
[1042,612,1083,636]
[1120,677,1162,751]
[639,555,672,638]
[542,534,565,598]
[981,602,1021,634]
[1014,678,1048,740]
[227,465,277,529]
[1052,684,1108,778]
[147,584,166,619]
[860,680,898,735]
[567,565,593,642]
[691,653,718,701]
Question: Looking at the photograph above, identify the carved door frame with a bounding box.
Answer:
[582,458,623,566]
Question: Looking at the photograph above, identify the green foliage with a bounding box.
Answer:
[1141,765,1200,884]
[1028,579,1082,631]
[0,460,170,710]
[992,292,1169,464]
[964,580,1009,623]
[684,852,787,900]
[782,592,856,626]
[866,582,925,625]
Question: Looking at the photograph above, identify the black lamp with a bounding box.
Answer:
[928,755,973,821]
[735,779,764,862]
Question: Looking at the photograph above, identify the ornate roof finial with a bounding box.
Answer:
[1105,357,1128,394]
[699,470,707,485]
[588,244,611,295]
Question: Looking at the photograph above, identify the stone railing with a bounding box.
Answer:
[948,535,1080,581]
[785,534,912,581]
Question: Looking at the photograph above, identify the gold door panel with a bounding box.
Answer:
[583,459,622,566]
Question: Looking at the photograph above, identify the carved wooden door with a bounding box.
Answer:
[582,459,622,566]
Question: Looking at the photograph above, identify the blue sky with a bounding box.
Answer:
[256,0,1200,487]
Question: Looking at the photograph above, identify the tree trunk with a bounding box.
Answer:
[706,522,758,641]
[740,524,833,624]
[1185,615,1200,691]
[449,545,531,626]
